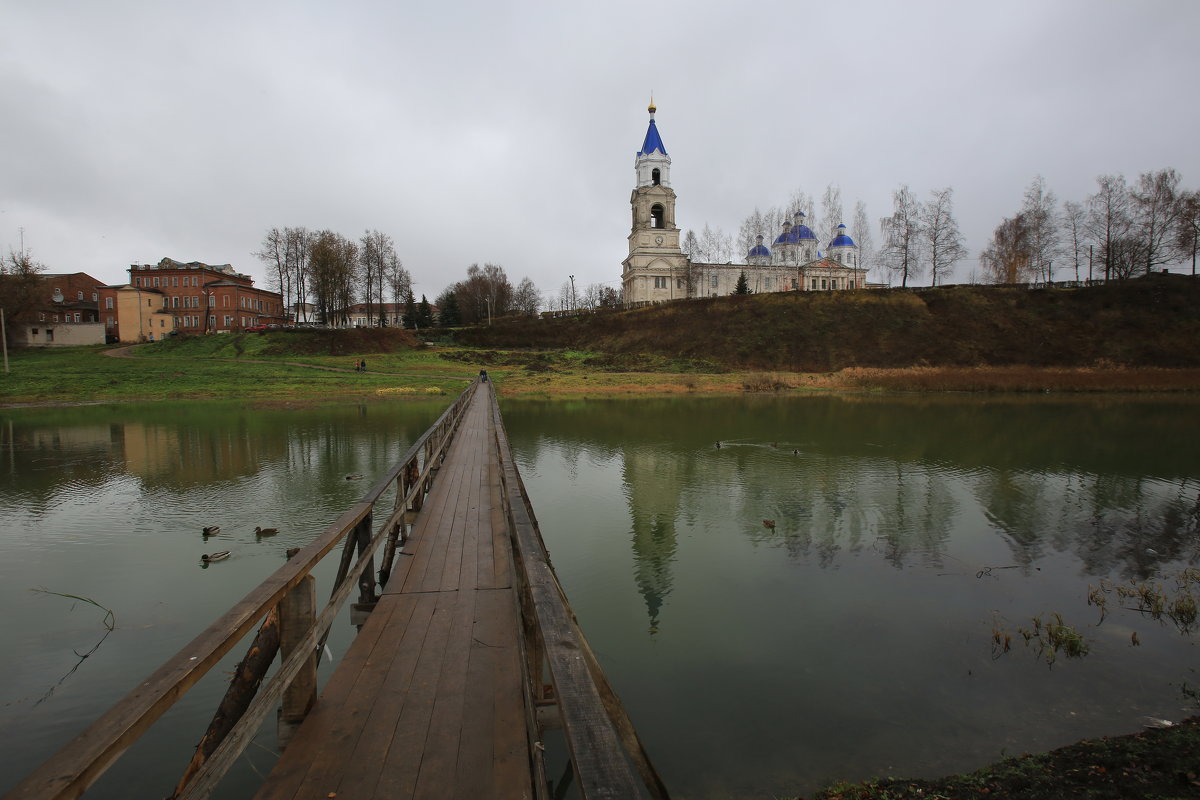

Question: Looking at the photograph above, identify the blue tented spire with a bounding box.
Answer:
[638,117,668,157]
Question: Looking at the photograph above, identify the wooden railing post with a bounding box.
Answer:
[277,547,317,751]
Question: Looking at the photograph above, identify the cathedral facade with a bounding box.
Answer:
[622,104,871,305]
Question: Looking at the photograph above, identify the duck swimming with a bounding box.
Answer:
[201,551,231,562]
[255,526,278,537]
[202,526,220,536]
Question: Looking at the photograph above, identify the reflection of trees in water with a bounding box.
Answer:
[501,395,1200,627]
[976,471,1200,580]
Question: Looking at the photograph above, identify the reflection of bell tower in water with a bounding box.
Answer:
[622,446,685,633]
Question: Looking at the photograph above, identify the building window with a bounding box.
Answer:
[53,314,59,322]
[38,312,45,321]
[153,277,160,287]
[224,315,233,326]
[651,168,661,186]
[74,313,81,322]
[791,278,798,289]
[650,204,665,229]
[830,278,838,290]
[192,276,199,287]
[135,277,141,287]
[710,274,718,288]
[92,292,98,301]
[172,296,179,308]
[77,291,84,300]
[653,276,667,289]
[811,278,818,290]
[849,280,855,289]
[172,276,179,287]
[764,277,772,290]
[106,316,114,328]
[105,297,113,309]
[210,315,217,327]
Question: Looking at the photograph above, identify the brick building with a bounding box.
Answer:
[9,272,107,346]
[99,258,284,341]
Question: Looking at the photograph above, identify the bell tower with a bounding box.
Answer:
[622,100,689,305]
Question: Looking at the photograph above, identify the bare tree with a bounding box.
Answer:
[921,187,967,286]
[1021,175,1060,282]
[512,276,541,316]
[820,184,844,247]
[1060,200,1089,282]
[309,231,357,325]
[359,229,393,326]
[1087,174,1134,281]
[1175,190,1200,276]
[384,251,411,319]
[878,185,924,287]
[254,226,312,320]
[454,263,513,324]
[736,208,768,259]
[852,200,874,271]
[1131,168,1183,275]
[979,213,1033,284]
[1,247,45,340]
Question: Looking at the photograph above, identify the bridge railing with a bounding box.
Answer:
[8,380,480,800]
[487,385,670,800]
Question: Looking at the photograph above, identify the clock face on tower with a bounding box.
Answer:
[655,235,664,245]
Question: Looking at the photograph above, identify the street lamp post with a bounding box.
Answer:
[569,275,576,312]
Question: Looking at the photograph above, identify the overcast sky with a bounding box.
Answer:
[4,0,1199,302]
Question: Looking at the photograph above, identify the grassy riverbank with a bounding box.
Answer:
[4,334,1200,407]
[803,716,1200,799]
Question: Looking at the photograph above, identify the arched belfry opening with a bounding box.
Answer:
[651,168,661,186]
[651,204,665,229]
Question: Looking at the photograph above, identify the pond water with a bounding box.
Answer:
[501,394,1200,799]
[0,394,1197,799]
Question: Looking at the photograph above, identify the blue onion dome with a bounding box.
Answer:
[793,224,817,241]
[749,234,771,258]
[773,221,794,245]
[830,223,856,248]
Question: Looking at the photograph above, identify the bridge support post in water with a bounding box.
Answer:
[277,547,317,751]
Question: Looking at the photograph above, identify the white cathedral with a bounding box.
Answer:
[622,102,872,305]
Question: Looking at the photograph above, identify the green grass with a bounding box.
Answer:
[0,338,474,405]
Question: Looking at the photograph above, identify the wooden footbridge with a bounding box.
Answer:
[8,380,669,800]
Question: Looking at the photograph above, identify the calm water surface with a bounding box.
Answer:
[501,394,1200,799]
[1,394,1198,799]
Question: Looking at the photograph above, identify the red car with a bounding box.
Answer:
[245,324,269,333]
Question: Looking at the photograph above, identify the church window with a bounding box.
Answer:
[710,275,718,288]
[822,279,828,289]
[791,278,798,290]
[652,168,661,186]
[764,277,772,290]
[654,276,667,289]
[811,278,818,290]
[650,204,665,229]
[831,278,838,290]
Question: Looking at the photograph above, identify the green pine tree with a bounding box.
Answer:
[733,271,751,295]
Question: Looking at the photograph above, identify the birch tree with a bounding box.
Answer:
[1131,168,1183,275]
[1060,200,1089,282]
[980,214,1033,284]
[512,276,541,316]
[1087,174,1133,282]
[1176,190,1200,276]
[852,200,874,271]
[878,185,924,287]
[921,187,967,286]
[821,184,844,247]
[1021,175,1060,283]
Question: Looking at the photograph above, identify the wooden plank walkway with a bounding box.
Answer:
[255,386,532,800]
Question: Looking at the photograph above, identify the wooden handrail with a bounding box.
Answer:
[6,380,479,800]
[488,384,667,800]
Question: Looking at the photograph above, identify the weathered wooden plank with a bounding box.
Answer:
[252,591,424,800]
[410,588,477,799]
[371,591,460,798]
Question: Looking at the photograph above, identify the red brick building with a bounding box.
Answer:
[99,258,285,341]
